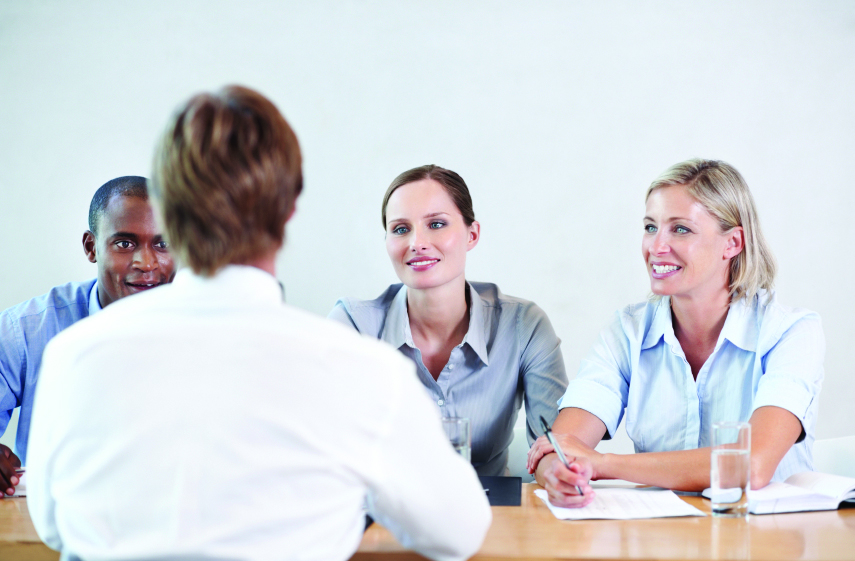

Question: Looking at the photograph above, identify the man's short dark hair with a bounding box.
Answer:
[88,176,149,235]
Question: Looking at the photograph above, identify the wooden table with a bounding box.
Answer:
[3,484,854,561]
[354,483,855,560]
[0,497,58,561]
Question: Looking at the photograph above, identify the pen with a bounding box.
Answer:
[539,415,584,496]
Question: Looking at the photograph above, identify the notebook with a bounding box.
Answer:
[701,471,855,514]
[746,471,855,514]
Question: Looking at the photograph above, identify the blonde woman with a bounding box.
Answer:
[527,159,824,507]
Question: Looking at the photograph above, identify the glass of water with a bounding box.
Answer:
[710,421,751,518]
[441,417,471,462]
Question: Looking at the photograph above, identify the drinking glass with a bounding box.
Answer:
[441,417,471,462]
[711,421,751,518]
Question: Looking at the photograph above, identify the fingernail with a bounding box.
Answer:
[10,476,18,485]
[6,488,13,495]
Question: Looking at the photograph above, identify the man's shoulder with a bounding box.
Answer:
[276,305,420,400]
[288,304,407,362]
[50,289,413,371]
[2,279,96,323]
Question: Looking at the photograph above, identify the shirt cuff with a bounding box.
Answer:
[557,379,623,440]
[753,378,815,443]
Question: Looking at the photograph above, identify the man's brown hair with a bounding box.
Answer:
[151,85,302,276]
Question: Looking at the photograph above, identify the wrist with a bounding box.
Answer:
[593,452,612,480]
[534,452,557,486]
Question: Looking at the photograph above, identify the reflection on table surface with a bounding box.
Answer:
[355,483,855,560]
[0,497,59,561]
[3,483,854,561]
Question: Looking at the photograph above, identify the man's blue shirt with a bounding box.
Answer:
[0,279,99,463]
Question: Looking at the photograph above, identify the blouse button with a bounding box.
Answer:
[437,399,445,406]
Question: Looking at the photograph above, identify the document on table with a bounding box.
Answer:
[535,488,706,520]
[10,471,26,497]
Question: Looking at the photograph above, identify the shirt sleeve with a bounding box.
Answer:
[0,308,26,434]
[367,355,491,561]
[558,311,632,440]
[23,337,64,551]
[518,303,569,445]
[327,301,359,331]
[753,314,824,442]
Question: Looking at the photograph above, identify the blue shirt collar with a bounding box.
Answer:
[380,286,412,349]
[88,281,103,316]
[719,295,759,352]
[641,297,670,350]
[641,295,760,353]
[380,282,490,366]
[464,283,490,366]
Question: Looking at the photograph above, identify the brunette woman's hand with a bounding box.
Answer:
[528,432,602,475]
[526,435,554,474]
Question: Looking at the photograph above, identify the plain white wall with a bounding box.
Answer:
[1,2,853,455]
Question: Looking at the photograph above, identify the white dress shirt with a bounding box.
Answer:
[559,290,824,482]
[27,265,491,561]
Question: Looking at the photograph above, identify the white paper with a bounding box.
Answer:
[784,471,855,501]
[535,487,706,520]
[10,471,26,497]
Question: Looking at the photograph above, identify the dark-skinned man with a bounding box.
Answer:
[0,176,175,495]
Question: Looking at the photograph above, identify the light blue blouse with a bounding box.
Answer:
[559,290,824,482]
[330,282,568,476]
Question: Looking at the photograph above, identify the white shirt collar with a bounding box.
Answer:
[171,265,283,305]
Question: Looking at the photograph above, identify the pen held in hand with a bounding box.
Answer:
[539,415,584,496]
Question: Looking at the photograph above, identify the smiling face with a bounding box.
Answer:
[384,178,479,292]
[83,195,176,308]
[642,184,743,301]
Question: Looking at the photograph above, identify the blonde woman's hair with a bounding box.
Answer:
[646,158,776,302]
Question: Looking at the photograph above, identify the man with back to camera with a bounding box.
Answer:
[0,176,175,495]
[26,86,491,561]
